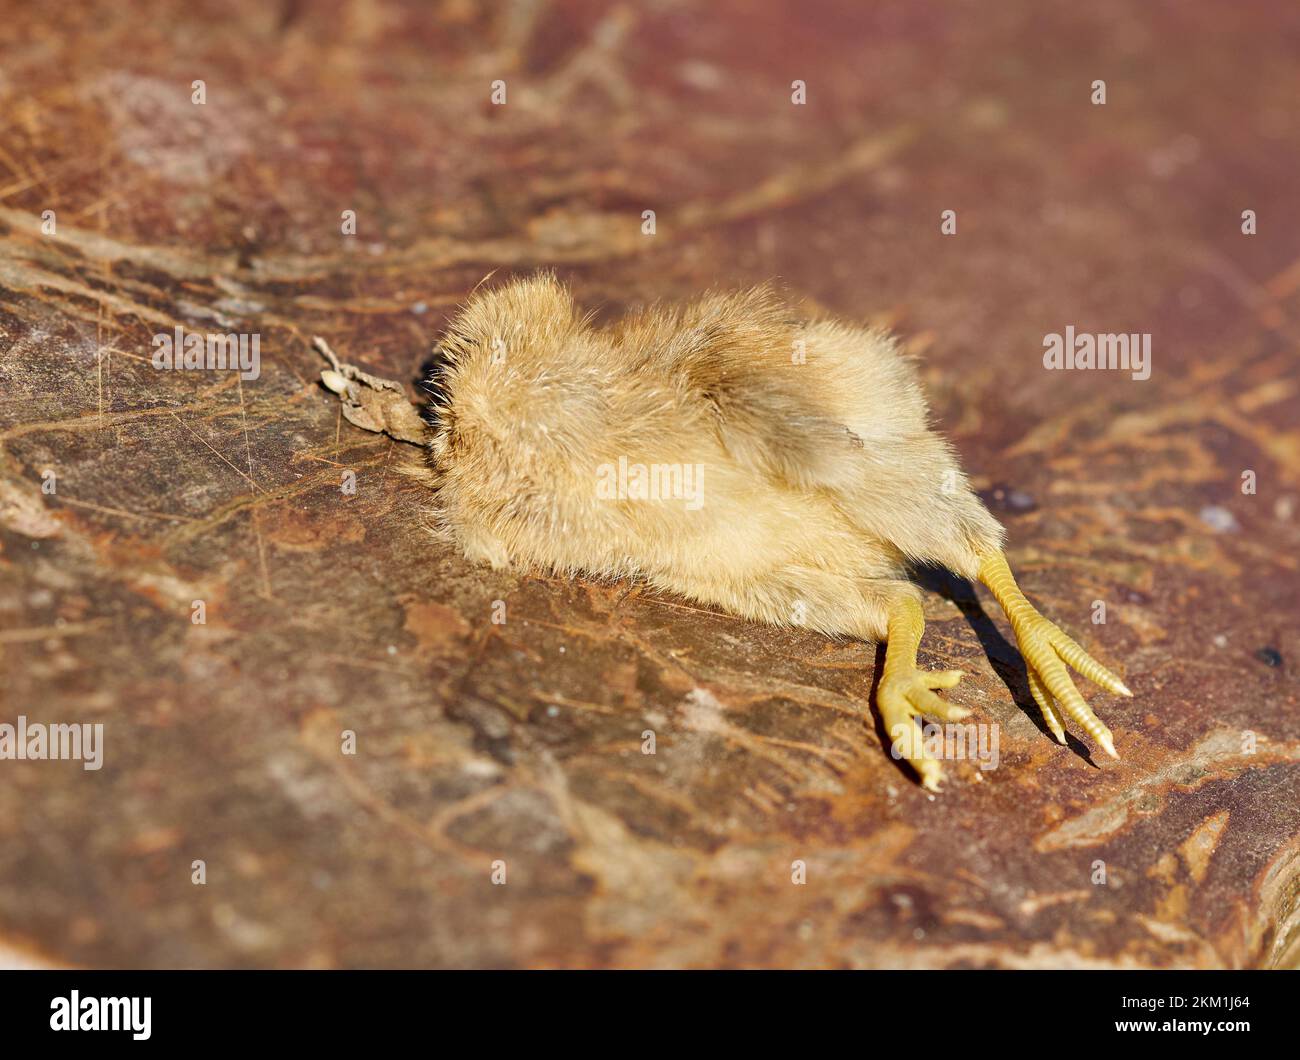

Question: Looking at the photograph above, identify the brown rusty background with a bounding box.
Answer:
[0,0,1298,969]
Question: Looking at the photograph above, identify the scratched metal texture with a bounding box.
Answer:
[0,0,1297,969]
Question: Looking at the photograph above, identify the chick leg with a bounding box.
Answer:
[655,563,970,789]
[977,551,1131,758]
[879,594,969,792]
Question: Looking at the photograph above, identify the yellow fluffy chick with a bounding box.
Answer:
[409,274,1132,790]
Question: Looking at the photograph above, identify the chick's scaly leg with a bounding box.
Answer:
[879,595,968,792]
[977,551,1131,758]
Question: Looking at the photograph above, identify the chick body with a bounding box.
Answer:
[429,274,1003,642]
[420,274,1131,787]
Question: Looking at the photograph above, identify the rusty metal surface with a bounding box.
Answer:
[0,0,1298,968]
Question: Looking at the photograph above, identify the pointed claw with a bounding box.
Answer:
[1051,634,1130,698]
[926,669,965,690]
[910,686,971,722]
[1096,730,1119,760]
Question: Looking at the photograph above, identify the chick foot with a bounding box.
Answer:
[879,595,968,792]
[978,551,1132,759]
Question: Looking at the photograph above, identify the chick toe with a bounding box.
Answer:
[979,551,1126,760]
[1026,669,1068,745]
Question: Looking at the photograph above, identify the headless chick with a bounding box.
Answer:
[373,274,1132,790]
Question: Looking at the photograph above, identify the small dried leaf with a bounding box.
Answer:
[314,338,428,445]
